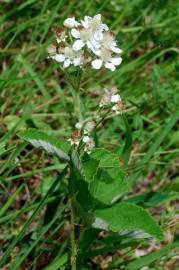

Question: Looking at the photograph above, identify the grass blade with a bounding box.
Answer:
[0,166,68,268]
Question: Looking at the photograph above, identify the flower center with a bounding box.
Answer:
[102,33,114,48]
[65,47,76,59]
[80,29,91,41]
[100,49,111,61]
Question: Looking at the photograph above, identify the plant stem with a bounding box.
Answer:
[67,69,83,269]
[70,193,77,270]
[69,161,78,270]
[95,108,111,129]
[75,69,83,122]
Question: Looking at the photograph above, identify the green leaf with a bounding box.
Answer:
[82,149,130,205]
[91,168,129,205]
[93,202,163,240]
[82,156,99,183]
[18,128,70,161]
[91,148,123,167]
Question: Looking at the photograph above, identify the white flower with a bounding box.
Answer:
[91,59,102,69]
[63,17,79,28]
[81,14,108,31]
[92,48,122,71]
[91,31,122,70]
[52,53,65,62]
[72,39,85,51]
[48,14,123,71]
[111,94,121,103]
[75,122,83,130]
[101,32,122,54]
[83,135,91,143]
[52,46,83,68]
[99,86,121,107]
[82,136,95,154]
[71,14,108,53]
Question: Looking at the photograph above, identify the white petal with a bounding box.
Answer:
[111,94,121,103]
[72,40,85,51]
[94,42,101,49]
[63,17,78,28]
[111,46,122,54]
[94,14,101,21]
[73,58,81,66]
[93,31,103,41]
[75,122,82,129]
[112,104,118,111]
[63,59,71,68]
[88,38,101,50]
[71,28,80,39]
[102,23,109,31]
[81,16,91,28]
[84,129,88,134]
[90,47,101,56]
[111,57,122,66]
[105,62,116,71]
[83,136,90,143]
[87,41,93,50]
[54,54,65,62]
[87,41,100,52]
[92,59,103,69]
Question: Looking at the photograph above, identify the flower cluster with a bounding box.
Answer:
[47,14,122,71]
[82,135,95,154]
[68,121,95,154]
[99,86,124,113]
[68,84,124,153]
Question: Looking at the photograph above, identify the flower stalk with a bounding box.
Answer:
[68,69,83,270]
[47,14,125,267]
[69,165,77,270]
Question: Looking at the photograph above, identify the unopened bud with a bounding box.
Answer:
[63,17,78,28]
[47,44,56,56]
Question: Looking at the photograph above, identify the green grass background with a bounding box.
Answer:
[0,0,179,269]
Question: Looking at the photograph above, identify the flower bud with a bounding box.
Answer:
[63,17,78,28]
[111,94,121,103]
[47,44,56,56]
[75,122,83,130]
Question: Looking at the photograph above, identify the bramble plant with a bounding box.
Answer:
[17,14,163,270]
